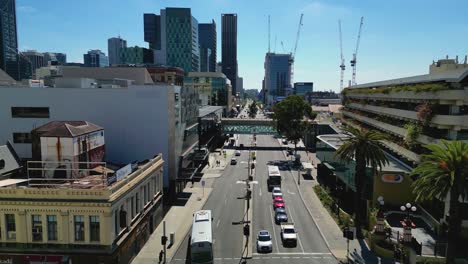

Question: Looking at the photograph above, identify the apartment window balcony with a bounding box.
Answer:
[347,103,468,130]
[341,110,439,146]
[344,88,467,105]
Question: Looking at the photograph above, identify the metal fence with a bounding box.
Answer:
[386,229,447,257]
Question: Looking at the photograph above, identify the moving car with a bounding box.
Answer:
[280,223,297,247]
[272,187,282,199]
[235,150,241,156]
[230,158,237,165]
[273,196,284,202]
[273,199,285,209]
[282,139,288,145]
[275,208,288,224]
[256,230,273,253]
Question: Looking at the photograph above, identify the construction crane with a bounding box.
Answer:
[350,16,363,86]
[281,41,286,53]
[339,20,345,91]
[290,13,304,85]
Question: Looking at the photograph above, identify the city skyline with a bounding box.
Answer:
[16,0,468,91]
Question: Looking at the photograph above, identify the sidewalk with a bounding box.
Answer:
[132,152,230,264]
[291,149,395,263]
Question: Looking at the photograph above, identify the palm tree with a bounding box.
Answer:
[335,126,389,238]
[411,140,468,263]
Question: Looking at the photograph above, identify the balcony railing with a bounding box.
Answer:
[344,89,467,104]
[342,110,439,146]
[347,103,468,129]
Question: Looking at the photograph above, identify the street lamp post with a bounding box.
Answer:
[400,203,416,243]
[375,196,386,234]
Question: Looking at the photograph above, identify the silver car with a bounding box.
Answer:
[256,230,273,253]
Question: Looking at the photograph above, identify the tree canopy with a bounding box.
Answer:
[272,95,316,146]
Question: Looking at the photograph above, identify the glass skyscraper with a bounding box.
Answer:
[198,20,217,72]
[0,0,19,80]
[221,14,238,95]
[144,8,200,73]
[264,52,292,107]
[83,50,109,68]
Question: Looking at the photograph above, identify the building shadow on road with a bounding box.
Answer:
[173,192,192,207]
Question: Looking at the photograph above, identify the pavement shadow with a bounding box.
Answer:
[301,172,314,181]
[356,239,395,264]
[183,235,191,264]
[173,192,192,207]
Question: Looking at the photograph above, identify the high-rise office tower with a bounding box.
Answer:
[22,50,45,78]
[44,52,67,65]
[221,14,238,95]
[264,52,292,107]
[108,37,127,66]
[0,0,19,80]
[198,20,216,72]
[144,8,200,73]
[83,50,109,67]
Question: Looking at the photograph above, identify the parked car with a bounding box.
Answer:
[235,150,241,156]
[282,139,288,145]
[239,143,244,149]
[256,230,273,253]
[272,187,282,198]
[230,158,237,165]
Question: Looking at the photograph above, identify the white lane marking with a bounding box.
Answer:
[259,187,262,197]
[286,207,305,254]
[272,257,280,259]
[213,238,216,244]
[216,219,220,228]
[269,206,280,253]
[224,198,227,205]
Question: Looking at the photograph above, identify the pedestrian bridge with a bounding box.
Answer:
[221,118,277,134]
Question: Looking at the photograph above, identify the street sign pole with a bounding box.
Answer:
[163,221,167,263]
[201,180,205,198]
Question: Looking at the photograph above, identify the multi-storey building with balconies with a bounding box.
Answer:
[340,57,468,235]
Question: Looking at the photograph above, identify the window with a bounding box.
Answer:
[74,215,85,241]
[5,214,16,239]
[47,215,58,241]
[32,215,43,241]
[131,196,135,218]
[89,216,100,242]
[13,132,32,143]
[11,107,50,118]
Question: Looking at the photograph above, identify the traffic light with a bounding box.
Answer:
[246,190,252,199]
[243,224,250,236]
[342,227,354,240]
[161,235,168,245]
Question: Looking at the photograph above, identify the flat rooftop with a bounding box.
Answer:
[317,134,411,173]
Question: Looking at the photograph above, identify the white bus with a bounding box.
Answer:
[267,165,282,191]
[191,210,213,264]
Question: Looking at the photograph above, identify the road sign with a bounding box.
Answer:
[201,180,205,187]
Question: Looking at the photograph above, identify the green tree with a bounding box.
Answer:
[248,101,258,118]
[411,140,468,263]
[273,95,317,153]
[334,126,389,238]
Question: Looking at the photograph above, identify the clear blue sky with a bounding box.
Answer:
[17,0,468,92]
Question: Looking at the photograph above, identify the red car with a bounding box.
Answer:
[273,200,285,209]
[273,196,284,202]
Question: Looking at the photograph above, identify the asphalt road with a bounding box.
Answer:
[171,133,253,264]
[171,105,337,264]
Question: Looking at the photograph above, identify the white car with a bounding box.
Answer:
[256,230,273,253]
[235,150,241,156]
[272,187,282,199]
